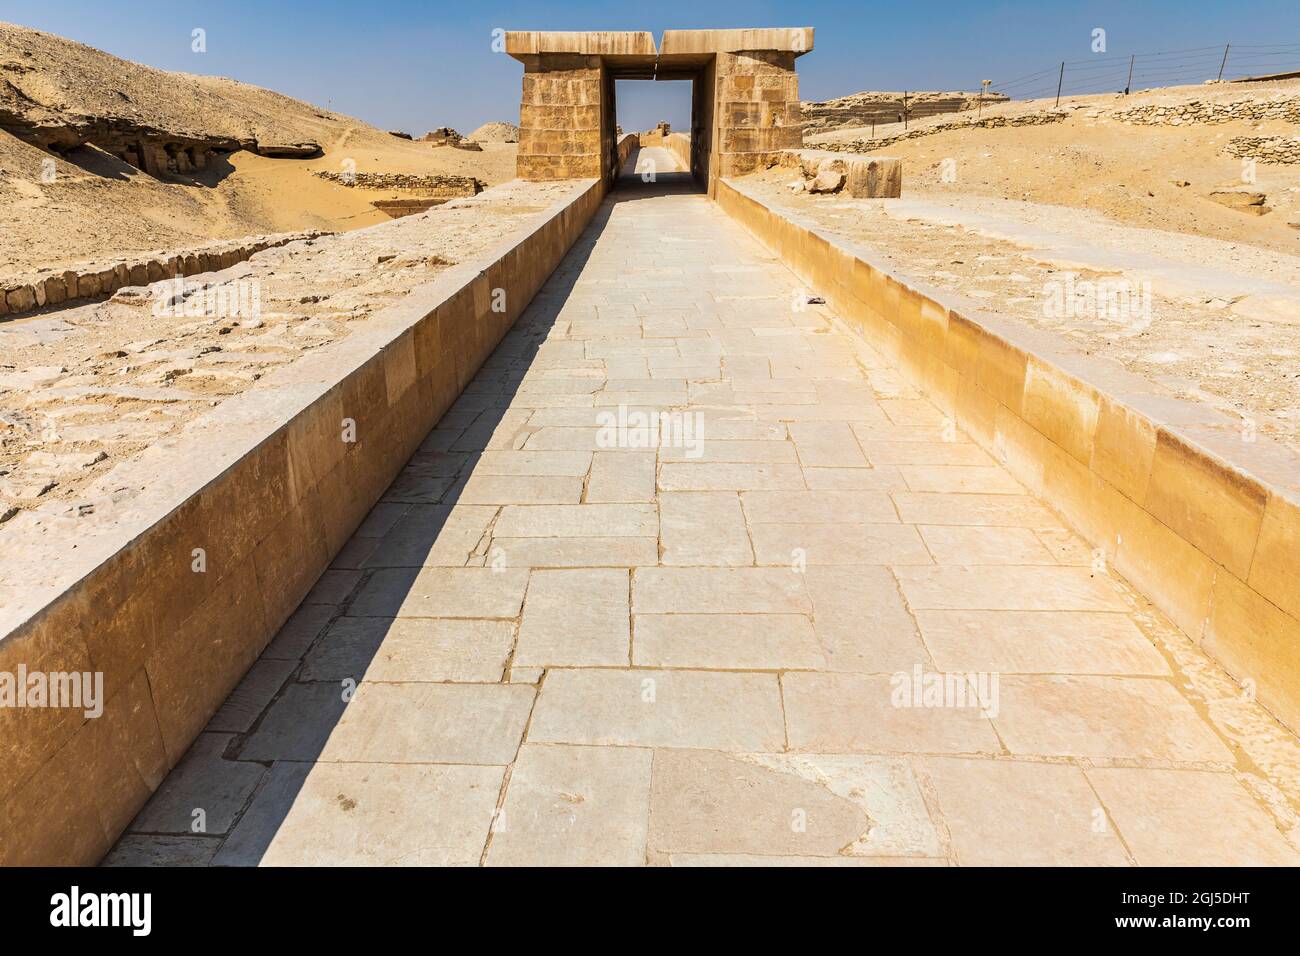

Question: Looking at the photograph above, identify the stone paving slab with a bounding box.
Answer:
[110,170,1300,866]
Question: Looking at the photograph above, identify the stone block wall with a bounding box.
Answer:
[712,50,804,180]
[817,110,1067,154]
[516,55,608,181]
[1112,95,1300,126]
[1225,135,1300,165]
[665,132,691,171]
[0,178,609,864]
[0,232,328,320]
[719,176,1300,735]
[313,171,483,194]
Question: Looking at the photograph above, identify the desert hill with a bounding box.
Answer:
[0,21,517,278]
[803,80,1300,254]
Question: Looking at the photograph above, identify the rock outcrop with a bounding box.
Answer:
[250,140,321,158]
[1,22,326,175]
[1209,189,1270,215]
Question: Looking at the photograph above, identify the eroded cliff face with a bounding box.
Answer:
[0,21,322,175]
[801,90,1010,132]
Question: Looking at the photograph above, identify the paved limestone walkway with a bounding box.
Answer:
[106,153,1300,866]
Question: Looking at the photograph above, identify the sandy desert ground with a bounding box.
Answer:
[763,81,1300,452]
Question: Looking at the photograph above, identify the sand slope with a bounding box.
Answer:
[0,21,517,278]
[806,81,1300,254]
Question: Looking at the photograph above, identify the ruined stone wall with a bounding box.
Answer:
[0,231,327,319]
[1225,135,1300,165]
[713,50,803,180]
[1112,95,1300,125]
[313,171,483,193]
[802,90,1011,133]
[515,54,606,181]
[817,110,1067,154]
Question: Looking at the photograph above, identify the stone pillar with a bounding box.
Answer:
[515,54,607,181]
[712,50,803,180]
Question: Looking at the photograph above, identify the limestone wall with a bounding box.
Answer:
[817,110,1067,154]
[617,132,640,172]
[515,55,607,181]
[0,231,327,319]
[665,132,691,171]
[1112,95,1300,126]
[1225,135,1300,165]
[712,50,804,180]
[313,171,483,193]
[718,177,1300,735]
[0,176,608,865]
[802,90,1011,133]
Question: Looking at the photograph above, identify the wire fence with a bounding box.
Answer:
[990,42,1300,103]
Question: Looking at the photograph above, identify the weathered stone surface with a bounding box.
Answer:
[784,672,1002,754]
[348,567,529,618]
[516,568,630,666]
[486,744,652,866]
[83,156,1300,871]
[530,669,786,751]
[300,617,513,682]
[1086,768,1300,866]
[923,758,1129,866]
[128,733,265,835]
[993,677,1234,762]
[102,835,219,867]
[215,761,502,866]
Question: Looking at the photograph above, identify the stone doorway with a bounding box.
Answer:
[505,29,812,195]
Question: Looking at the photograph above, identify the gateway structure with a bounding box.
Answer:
[506,28,813,192]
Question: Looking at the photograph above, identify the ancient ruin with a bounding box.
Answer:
[4,19,1300,878]
[508,29,809,191]
[801,89,1011,133]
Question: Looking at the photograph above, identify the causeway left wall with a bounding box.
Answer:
[0,148,631,864]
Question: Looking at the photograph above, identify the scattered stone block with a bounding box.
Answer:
[1209,189,1269,215]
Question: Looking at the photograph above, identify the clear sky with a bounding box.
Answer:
[5,1,1299,134]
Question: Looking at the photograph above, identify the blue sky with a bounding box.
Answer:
[5,1,1299,133]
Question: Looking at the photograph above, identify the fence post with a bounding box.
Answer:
[1217,43,1231,81]
[1125,54,1135,94]
[1055,62,1064,107]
